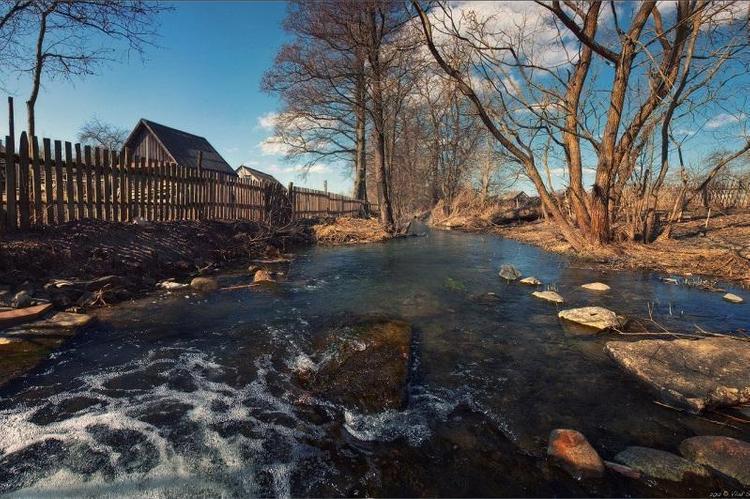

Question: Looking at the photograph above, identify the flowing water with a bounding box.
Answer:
[0,230,748,497]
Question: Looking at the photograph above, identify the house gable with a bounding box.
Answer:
[124,119,236,176]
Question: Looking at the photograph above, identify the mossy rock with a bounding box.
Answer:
[299,319,413,413]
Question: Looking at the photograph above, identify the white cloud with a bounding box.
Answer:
[257,112,279,130]
[705,112,746,130]
[258,136,290,156]
[673,127,696,136]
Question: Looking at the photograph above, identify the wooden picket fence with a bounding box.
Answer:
[288,184,372,219]
[0,132,372,232]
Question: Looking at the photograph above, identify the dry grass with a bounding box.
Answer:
[312,217,392,245]
[487,214,750,287]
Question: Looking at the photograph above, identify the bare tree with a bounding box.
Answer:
[77,117,128,151]
[262,0,370,203]
[1,0,166,140]
[413,0,750,248]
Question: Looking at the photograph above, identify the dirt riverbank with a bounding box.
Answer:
[445,213,750,288]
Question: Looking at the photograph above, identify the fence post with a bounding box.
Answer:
[18,132,30,229]
[5,134,17,231]
[197,150,204,220]
[288,182,294,220]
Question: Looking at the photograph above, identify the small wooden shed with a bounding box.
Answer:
[123,119,236,176]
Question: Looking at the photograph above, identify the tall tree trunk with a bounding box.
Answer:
[353,58,368,205]
[27,9,48,142]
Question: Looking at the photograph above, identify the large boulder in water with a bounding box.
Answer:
[605,337,750,412]
[679,436,750,486]
[613,446,708,482]
[298,319,413,413]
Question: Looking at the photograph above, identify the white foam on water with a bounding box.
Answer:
[342,388,461,447]
[0,346,327,497]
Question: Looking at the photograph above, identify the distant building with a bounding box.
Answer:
[499,191,530,209]
[123,119,236,176]
[236,164,283,188]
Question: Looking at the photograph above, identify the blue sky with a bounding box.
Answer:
[2,1,747,197]
[1,1,355,195]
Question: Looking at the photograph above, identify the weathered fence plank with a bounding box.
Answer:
[54,141,64,224]
[43,138,53,224]
[18,133,30,229]
[5,135,17,230]
[31,136,43,225]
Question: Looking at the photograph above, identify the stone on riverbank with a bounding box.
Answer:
[723,293,744,304]
[11,291,32,309]
[520,276,542,286]
[558,306,621,331]
[157,280,189,291]
[190,277,218,292]
[29,312,93,329]
[0,303,53,330]
[581,282,610,292]
[299,319,412,413]
[679,436,750,486]
[547,429,605,479]
[499,265,522,281]
[605,337,750,412]
[614,446,708,482]
[532,291,564,303]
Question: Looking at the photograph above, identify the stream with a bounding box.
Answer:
[0,229,748,497]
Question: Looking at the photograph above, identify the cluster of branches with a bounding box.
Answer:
[413,0,750,248]
[263,0,520,229]
[266,0,750,247]
[1,0,166,143]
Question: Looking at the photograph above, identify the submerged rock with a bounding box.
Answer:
[723,293,744,304]
[679,436,750,486]
[558,306,621,331]
[605,337,750,412]
[498,265,522,281]
[614,446,708,482]
[519,276,542,286]
[532,290,564,303]
[581,282,610,292]
[190,277,218,292]
[547,429,605,479]
[299,319,412,414]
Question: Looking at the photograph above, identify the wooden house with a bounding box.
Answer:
[123,119,236,176]
[236,164,283,188]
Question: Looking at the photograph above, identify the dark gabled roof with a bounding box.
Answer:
[125,119,236,176]
[236,165,282,186]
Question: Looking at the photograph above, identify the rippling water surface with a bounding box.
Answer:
[1,230,748,497]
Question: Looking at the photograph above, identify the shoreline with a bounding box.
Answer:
[0,217,386,389]
[438,214,750,289]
